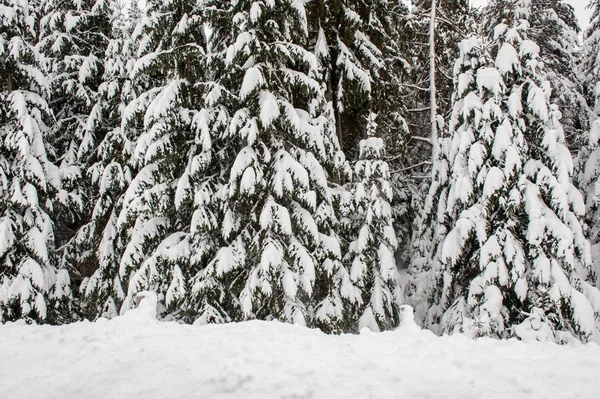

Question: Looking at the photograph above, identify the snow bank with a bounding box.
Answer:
[1,301,599,399]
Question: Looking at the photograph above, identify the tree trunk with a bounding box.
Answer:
[7,71,13,94]
[331,64,346,185]
[429,0,438,163]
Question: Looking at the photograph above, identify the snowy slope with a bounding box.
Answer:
[1,296,599,399]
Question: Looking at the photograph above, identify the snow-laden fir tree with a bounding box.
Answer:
[0,0,72,323]
[581,0,600,115]
[405,132,452,323]
[405,0,474,322]
[83,0,225,321]
[343,113,399,331]
[123,0,237,324]
[484,0,588,152]
[579,0,600,285]
[71,1,146,319]
[532,0,588,151]
[309,0,414,268]
[417,1,600,343]
[196,0,353,331]
[38,0,111,253]
[525,0,587,152]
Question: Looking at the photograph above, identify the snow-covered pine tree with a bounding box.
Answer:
[579,0,600,286]
[419,0,600,343]
[360,1,415,269]
[70,1,146,319]
[404,127,452,324]
[195,0,353,331]
[530,0,588,152]
[581,0,600,116]
[39,0,111,283]
[308,0,415,275]
[88,0,226,321]
[180,1,256,325]
[0,0,72,323]
[583,0,600,82]
[485,0,588,152]
[343,113,399,331]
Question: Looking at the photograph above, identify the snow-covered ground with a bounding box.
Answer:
[2,296,599,399]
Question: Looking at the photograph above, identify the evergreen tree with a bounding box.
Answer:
[308,1,414,270]
[414,1,600,343]
[404,129,452,324]
[403,0,476,280]
[484,0,588,152]
[579,0,600,284]
[72,1,145,319]
[81,0,219,320]
[582,0,600,112]
[531,0,587,152]
[39,0,111,280]
[195,0,354,331]
[406,0,476,323]
[343,113,399,331]
[0,0,72,323]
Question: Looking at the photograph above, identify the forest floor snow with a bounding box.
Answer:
[1,295,600,399]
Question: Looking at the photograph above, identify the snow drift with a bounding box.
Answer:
[1,296,599,399]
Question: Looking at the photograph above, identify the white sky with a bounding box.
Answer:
[470,0,592,31]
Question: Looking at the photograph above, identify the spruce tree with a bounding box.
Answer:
[39,0,111,289]
[72,1,145,319]
[0,0,72,323]
[579,0,600,284]
[484,0,588,152]
[343,113,399,331]
[405,130,453,324]
[194,0,353,331]
[403,0,477,281]
[308,1,414,272]
[82,0,220,320]
[416,1,600,342]
[406,0,476,323]
[529,0,587,152]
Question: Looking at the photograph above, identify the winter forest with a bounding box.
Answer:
[3,0,600,348]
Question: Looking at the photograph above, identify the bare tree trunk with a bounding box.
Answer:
[331,66,346,185]
[7,71,13,94]
[429,0,438,163]
[336,104,343,151]
[328,53,343,152]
